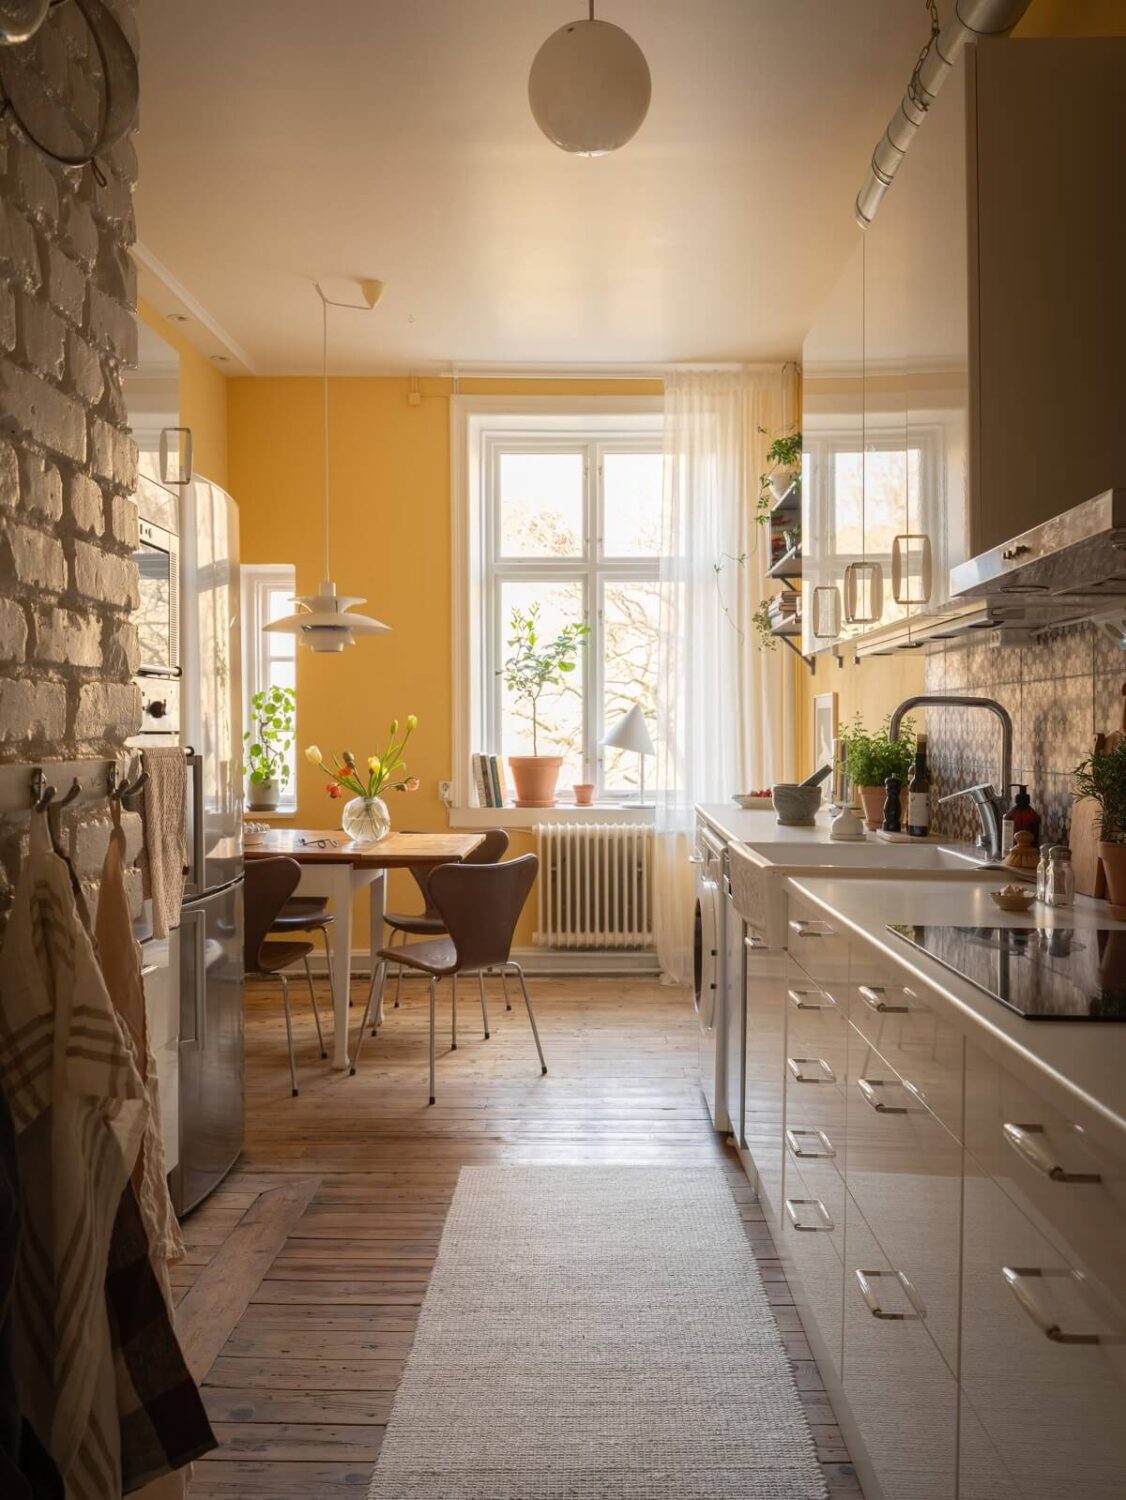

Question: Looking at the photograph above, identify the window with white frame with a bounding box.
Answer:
[453,398,665,807]
[241,563,298,812]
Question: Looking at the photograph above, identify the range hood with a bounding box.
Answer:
[951,489,1126,615]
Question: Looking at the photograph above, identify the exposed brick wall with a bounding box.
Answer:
[0,0,142,919]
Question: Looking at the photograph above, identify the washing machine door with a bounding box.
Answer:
[693,874,719,1028]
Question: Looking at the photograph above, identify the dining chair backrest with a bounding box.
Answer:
[245,856,302,973]
[427,853,538,974]
[405,828,510,915]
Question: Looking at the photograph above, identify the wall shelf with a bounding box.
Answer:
[767,545,802,581]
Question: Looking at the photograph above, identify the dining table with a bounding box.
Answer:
[244,827,485,1068]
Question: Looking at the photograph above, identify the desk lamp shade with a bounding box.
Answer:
[602,705,655,804]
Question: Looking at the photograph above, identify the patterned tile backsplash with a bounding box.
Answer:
[923,622,1126,847]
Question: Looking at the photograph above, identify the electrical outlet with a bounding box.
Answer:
[438,780,453,804]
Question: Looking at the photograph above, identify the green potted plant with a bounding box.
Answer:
[844,714,916,830]
[1074,739,1126,918]
[501,605,589,808]
[242,685,296,812]
[756,425,802,523]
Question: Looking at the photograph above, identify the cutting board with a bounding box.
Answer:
[1071,681,1126,898]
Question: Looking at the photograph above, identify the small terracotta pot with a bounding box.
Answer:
[1098,841,1126,920]
[859,784,909,831]
[508,755,563,808]
[572,782,595,806]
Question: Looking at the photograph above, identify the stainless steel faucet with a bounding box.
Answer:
[888,695,1014,861]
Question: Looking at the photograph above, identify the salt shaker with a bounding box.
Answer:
[1046,846,1075,908]
[1035,845,1052,904]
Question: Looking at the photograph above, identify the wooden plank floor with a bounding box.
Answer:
[174,972,862,1497]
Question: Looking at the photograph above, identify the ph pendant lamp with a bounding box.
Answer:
[264,280,390,653]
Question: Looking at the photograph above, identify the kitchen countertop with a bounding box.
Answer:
[787,874,1126,1149]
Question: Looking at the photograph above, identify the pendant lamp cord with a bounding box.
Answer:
[589,0,595,17]
[322,289,330,584]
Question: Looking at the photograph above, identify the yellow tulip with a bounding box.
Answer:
[304,745,321,764]
[406,714,418,731]
[389,718,399,736]
[368,755,381,774]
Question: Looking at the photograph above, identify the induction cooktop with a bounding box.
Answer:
[887,924,1126,1021]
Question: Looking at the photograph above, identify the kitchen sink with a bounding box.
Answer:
[737,839,1002,876]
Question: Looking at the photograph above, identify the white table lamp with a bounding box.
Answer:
[602,705,656,807]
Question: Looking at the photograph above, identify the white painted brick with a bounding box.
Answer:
[15,290,67,379]
[44,242,86,323]
[19,452,63,522]
[67,329,104,405]
[72,538,138,608]
[104,620,139,677]
[33,604,102,668]
[73,680,141,741]
[123,866,144,921]
[0,361,86,462]
[0,677,67,743]
[4,522,67,592]
[11,140,59,228]
[68,469,104,533]
[0,202,42,290]
[0,599,28,662]
[108,492,138,549]
[120,809,143,865]
[59,194,98,269]
[88,414,137,490]
[0,437,16,510]
[86,283,137,364]
[0,282,14,354]
[69,815,113,881]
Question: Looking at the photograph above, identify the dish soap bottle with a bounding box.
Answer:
[907,733,931,838]
[1001,784,1041,857]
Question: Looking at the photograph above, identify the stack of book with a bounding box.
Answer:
[767,590,800,631]
[471,753,510,808]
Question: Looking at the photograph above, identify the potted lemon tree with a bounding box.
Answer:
[243,685,296,811]
[502,605,589,808]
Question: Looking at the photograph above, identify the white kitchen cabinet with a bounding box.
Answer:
[740,937,787,1232]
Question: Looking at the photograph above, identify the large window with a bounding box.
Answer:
[453,398,664,808]
[241,563,297,813]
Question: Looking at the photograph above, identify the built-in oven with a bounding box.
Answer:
[132,485,181,739]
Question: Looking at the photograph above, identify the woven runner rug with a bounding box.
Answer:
[367,1165,828,1499]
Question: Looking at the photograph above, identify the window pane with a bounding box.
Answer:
[602,581,661,794]
[270,659,296,692]
[833,446,922,555]
[498,452,584,557]
[499,580,585,784]
[602,452,662,557]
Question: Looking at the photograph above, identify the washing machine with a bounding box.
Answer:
[692,824,729,1131]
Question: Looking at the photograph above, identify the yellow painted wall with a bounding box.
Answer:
[228,375,662,948]
[138,300,230,488]
[1015,0,1126,37]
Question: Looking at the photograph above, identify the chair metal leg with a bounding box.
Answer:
[509,961,547,1076]
[393,926,405,1009]
[303,954,327,1060]
[374,928,402,1033]
[349,959,380,1075]
[478,971,490,1039]
[364,948,389,1038]
[500,969,512,1011]
[451,972,457,1050]
[279,973,299,1096]
[429,976,437,1105]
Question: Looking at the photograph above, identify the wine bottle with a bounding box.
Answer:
[907,733,931,838]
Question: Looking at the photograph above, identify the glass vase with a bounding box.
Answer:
[342,794,390,844]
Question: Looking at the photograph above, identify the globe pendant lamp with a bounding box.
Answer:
[528,1,651,156]
[264,280,390,653]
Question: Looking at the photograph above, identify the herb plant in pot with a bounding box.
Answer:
[502,605,589,808]
[844,716,916,831]
[1074,739,1126,918]
[242,686,296,811]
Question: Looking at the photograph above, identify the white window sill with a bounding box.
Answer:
[448,804,656,830]
[245,808,298,820]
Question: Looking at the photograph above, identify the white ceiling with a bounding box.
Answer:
[135,1,924,375]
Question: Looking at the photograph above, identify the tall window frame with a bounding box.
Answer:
[241,562,298,814]
[451,395,664,816]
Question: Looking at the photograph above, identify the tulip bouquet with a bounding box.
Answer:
[305,716,420,816]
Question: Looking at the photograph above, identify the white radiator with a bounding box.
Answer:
[534,823,654,950]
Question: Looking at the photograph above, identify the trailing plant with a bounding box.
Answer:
[1074,739,1126,844]
[756,424,803,524]
[501,605,589,756]
[844,714,916,787]
[242,685,296,790]
[751,596,778,650]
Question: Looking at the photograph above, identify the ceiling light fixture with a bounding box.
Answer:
[265,279,391,653]
[528,1,651,156]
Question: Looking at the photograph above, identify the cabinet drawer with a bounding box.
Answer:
[842,1192,959,1500]
[782,1158,845,1385]
[845,1021,962,1374]
[960,1160,1126,1500]
[786,896,850,990]
[964,1043,1126,1309]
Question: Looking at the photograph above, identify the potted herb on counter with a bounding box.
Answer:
[1074,739,1126,918]
[844,715,916,830]
[502,605,589,808]
[243,685,296,811]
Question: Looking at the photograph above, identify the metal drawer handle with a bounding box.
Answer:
[688,854,704,865]
[858,983,911,1015]
[1002,1266,1104,1345]
[857,1077,913,1114]
[856,1268,927,1321]
[788,987,836,1011]
[745,933,770,951]
[788,1056,836,1085]
[786,1197,834,1232]
[789,918,836,938]
[1002,1123,1102,1185]
[786,1127,836,1159]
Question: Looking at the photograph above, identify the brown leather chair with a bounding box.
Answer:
[349,853,545,1104]
[245,856,326,1095]
[270,896,341,1011]
[377,828,513,1029]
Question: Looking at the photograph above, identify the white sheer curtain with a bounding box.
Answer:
[653,365,798,984]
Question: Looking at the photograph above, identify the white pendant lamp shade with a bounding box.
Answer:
[529,15,651,155]
[265,281,391,652]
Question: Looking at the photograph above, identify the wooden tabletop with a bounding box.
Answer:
[244,828,485,868]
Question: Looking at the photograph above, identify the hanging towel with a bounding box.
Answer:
[0,811,146,1500]
[140,749,187,940]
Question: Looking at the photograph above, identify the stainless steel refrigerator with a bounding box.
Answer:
[172,474,245,1216]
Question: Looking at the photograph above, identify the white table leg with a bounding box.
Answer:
[368,869,388,1030]
[293,863,355,1069]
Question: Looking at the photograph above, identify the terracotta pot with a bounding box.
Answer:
[859,784,909,831]
[1098,841,1126,919]
[508,755,563,808]
[572,782,595,806]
